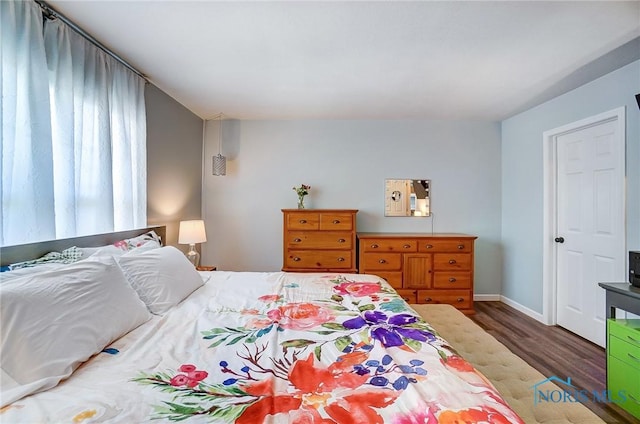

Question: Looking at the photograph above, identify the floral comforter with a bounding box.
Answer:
[2,272,523,423]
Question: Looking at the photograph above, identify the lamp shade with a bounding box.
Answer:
[213,153,226,176]
[178,220,207,244]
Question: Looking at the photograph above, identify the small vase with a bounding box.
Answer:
[297,197,305,209]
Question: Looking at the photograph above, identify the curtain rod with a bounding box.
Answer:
[34,0,148,82]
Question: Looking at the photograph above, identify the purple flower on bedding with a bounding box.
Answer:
[342,311,435,348]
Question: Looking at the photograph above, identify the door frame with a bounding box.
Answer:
[541,107,626,326]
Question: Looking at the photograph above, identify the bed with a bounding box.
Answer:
[0,227,523,423]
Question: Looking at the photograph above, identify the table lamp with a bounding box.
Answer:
[178,220,207,267]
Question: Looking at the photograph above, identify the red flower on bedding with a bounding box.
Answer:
[258,294,281,303]
[169,364,208,388]
[113,240,128,250]
[246,317,273,329]
[334,282,381,297]
[441,355,475,373]
[266,302,335,331]
[237,353,398,424]
[437,406,517,424]
[392,402,438,424]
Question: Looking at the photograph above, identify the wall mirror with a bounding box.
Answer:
[384,179,431,217]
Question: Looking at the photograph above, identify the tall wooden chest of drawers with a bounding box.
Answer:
[358,233,477,314]
[282,209,358,273]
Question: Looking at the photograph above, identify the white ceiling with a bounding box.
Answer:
[48,1,640,121]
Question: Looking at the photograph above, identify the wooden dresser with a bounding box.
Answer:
[282,209,358,272]
[358,233,477,314]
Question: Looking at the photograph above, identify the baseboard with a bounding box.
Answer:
[500,295,545,323]
[473,294,501,301]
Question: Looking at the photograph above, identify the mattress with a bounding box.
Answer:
[2,271,523,423]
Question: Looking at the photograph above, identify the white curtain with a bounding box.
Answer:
[1,0,146,246]
[1,0,56,245]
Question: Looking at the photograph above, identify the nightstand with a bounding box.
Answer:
[196,265,216,271]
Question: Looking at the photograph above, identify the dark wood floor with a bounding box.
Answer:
[471,301,637,424]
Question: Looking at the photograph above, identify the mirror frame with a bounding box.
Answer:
[384,179,431,217]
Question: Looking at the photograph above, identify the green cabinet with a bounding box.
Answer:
[607,319,640,419]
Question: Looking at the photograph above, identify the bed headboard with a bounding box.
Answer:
[0,226,166,267]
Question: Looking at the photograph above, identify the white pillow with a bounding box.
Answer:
[121,240,162,256]
[115,230,161,250]
[78,230,162,258]
[81,244,124,258]
[0,256,151,407]
[118,246,204,315]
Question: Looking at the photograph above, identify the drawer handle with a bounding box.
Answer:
[371,243,379,249]
[628,353,640,363]
[449,277,457,282]
[378,259,386,264]
[293,238,302,242]
[425,244,433,249]
[457,297,464,302]
[403,244,411,249]
[627,335,640,345]
[299,219,307,224]
[449,259,457,264]
[337,257,345,262]
[457,244,464,249]
[425,297,433,302]
[332,219,340,224]
[402,297,410,301]
[292,257,301,262]
[338,238,346,243]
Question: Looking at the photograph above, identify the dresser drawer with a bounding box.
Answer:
[366,271,402,289]
[609,319,640,347]
[319,213,353,231]
[418,239,472,253]
[396,289,417,303]
[361,253,402,271]
[286,212,320,230]
[433,272,472,289]
[433,253,472,270]
[610,335,640,370]
[285,250,353,269]
[417,290,472,309]
[608,355,640,418]
[361,238,417,253]
[286,231,352,249]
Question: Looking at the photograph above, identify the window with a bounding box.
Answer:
[1,0,146,246]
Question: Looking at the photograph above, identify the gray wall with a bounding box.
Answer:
[501,60,640,312]
[145,84,203,251]
[201,120,503,295]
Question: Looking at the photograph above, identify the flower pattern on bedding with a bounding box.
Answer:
[112,230,161,251]
[133,276,523,423]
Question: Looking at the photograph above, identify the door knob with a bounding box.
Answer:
[554,237,565,243]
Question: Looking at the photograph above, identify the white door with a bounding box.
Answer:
[555,114,625,347]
